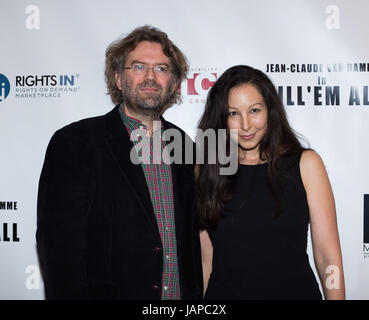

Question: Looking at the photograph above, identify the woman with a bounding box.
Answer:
[196,65,345,300]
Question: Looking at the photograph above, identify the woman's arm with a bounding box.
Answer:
[200,230,213,296]
[300,150,345,300]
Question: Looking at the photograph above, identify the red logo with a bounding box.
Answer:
[182,72,217,96]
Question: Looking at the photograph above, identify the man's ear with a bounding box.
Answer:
[176,83,181,95]
[173,79,182,97]
[115,72,122,90]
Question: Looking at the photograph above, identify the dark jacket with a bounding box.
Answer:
[36,105,203,300]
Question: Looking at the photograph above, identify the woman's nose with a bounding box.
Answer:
[240,115,251,131]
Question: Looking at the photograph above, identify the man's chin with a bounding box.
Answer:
[134,103,164,118]
[138,101,162,111]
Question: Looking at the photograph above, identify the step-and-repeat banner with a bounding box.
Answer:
[0,0,368,299]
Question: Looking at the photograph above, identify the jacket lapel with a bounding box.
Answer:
[104,106,161,241]
[170,161,186,241]
[161,117,194,241]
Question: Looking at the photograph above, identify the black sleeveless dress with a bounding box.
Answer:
[204,152,322,300]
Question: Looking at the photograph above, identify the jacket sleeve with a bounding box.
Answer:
[36,129,90,299]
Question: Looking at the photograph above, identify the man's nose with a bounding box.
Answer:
[144,66,156,79]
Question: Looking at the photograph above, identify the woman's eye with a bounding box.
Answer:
[250,108,260,113]
[228,111,238,117]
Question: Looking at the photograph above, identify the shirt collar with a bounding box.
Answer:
[119,104,163,134]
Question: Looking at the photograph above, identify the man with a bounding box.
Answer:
[36,25,203,300]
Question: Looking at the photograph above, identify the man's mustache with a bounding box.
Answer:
[137,80,162,91]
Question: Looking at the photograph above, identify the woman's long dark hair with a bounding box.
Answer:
[196,65,307,230]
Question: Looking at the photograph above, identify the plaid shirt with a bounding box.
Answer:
[119,105,181,300]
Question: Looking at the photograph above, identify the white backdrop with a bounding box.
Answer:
[0,0,368,299]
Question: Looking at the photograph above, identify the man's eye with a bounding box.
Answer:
[155,65,168,72]
[133,64,145,71]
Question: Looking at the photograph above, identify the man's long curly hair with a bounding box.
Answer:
[105,25,188,105]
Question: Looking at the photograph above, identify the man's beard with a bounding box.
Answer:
[122,78,176,120]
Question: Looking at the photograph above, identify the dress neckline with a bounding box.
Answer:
[238,162,268,167]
